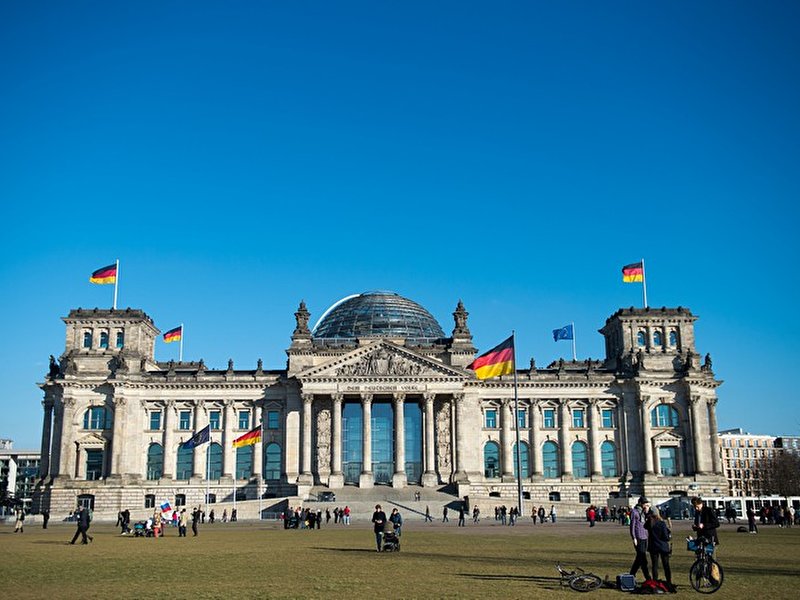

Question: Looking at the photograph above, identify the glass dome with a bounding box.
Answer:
[312,291,445,342]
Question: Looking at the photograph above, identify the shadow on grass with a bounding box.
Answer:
[459,573,562,590]
[312,547,381,553]
[32,540,76,545]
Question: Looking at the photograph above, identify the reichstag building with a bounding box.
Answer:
[36,292,726,515]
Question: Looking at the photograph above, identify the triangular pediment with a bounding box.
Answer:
[652,430,684,443]
[297,341,467,380]
[76,432,107,446]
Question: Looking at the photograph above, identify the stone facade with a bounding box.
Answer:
[35,299,726,516]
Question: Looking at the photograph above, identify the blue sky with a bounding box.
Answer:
[1,1,798,449]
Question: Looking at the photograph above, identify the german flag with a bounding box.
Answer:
[466,335,515,380]
[163,326,182,343]
[232,426,262,448]
[622,261,644,283]
[89,263,117,284]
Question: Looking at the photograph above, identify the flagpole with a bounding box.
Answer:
[571,322,577,361]
[641,258,648,308]
[179,323,184,362]
[205,442,210,515]
[113,259,119,310]
[511,331,524,516]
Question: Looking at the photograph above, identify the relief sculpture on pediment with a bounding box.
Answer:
[336,348,425,376]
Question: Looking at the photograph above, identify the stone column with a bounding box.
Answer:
[690,395,706,475]
[49,399,65,478]
[707,399,721,474]
[359,393,374,488]
[39,400,54,479]
[589,400,602,477]
[617,400,630,478]
[329,394,344,488]
[59,397,78,479]
[299,393,314,484]
[192,401,207,479]
[500,399,514,480]
[530,401,542,477]
[559,400,572,477]
[252,403,263,478]
[453,393,469,483]
[162,401,176,479]
[110,396,126,477]
[223,400,235,479]
[422,392,437,487]
[640,397,654,475]
[393,393,407,488]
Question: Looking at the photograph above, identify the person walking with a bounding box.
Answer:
[14,506,25,533]
[178,509,188,537]
[69,506,93,545]
[629,497,652,582]
[424,505,433,523]
[371,504,387,552]
[442,506,449,522]
[389,508,403,536]
[191,507,200,536]
[747,506,758,534]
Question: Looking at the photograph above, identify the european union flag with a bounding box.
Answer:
[181,424,210,450]
[552,324,574,342]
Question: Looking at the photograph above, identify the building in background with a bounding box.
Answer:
[0,439,41,515]
[35,293,726,517]
[775,436,800,456]
[718,428,777,497]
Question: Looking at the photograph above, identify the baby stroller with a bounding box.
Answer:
[133,521,147,537]
[382,530,401,552]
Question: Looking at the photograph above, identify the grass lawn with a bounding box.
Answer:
[1,519,798,599]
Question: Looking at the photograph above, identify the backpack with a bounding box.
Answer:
[637,579,669,594]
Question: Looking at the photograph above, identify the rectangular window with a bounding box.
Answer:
[267,410,280,430]
[484,409,497,429]
[572,409,585,428]
[601,409,615,428]
[209,410,221,430]
[238,410,250,430]
[543,409,556,428]
[149,411,162,431]
[517,409,527,429]
[115,331,124,348]
[179,410,191,430]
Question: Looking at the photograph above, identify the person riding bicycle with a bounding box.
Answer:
[691,497,719,546]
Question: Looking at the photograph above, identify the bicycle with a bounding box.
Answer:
[687,536,724,594]
[556,563,603,592]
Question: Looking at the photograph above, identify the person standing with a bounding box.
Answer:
[472,505,480,523]
[747,506,758,534]
[122,508,131,534]
[343,505,351,525]
[648,510,674,591]
[691,497,719,545]
[458,505,466,527]
[178,509,188,537]
[588,506,596,527]
[371,504,387,552]
[14,506,25,533]
[69,506,93,545]
[550,505,557,524]
[538,506,545,524]
[42,509,50,529]
[629,497,651,582]
[442,506,449,523]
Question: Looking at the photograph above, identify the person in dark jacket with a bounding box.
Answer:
[629,497,651,581]
[371,504,387,552]
[691,497,719,545]
[69,506,93,544]
[647,510,673,589]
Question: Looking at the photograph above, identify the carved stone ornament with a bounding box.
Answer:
[113,396,127,407]
[294,300,311,336]
[316,403,331,470]
[336,348,426,377]
[435,400,452,474]
[452,300,471,336]
[62,397,77,409]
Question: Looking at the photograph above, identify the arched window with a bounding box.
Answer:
[669,330,679,346]
[176,445,193,479]
[99,331,109,349]
[651,404,679,428]
[601,440,618,477]
[572,441,589,478]
[653,330,663,346]
[207,442,222,479]
[236,445,253,479]
[636,330,646,347]
[264,443,281,480]
[146,443,164,480]
[83,406,110,430]
[542,441,560,478]
[483,441,500,478]
[83,331,93,348]
[513,442,530,478]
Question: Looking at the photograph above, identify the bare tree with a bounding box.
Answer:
[762,452,800,497]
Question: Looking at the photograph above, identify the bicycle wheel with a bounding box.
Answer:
[569,574,602,592]
[689,558,724,594]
